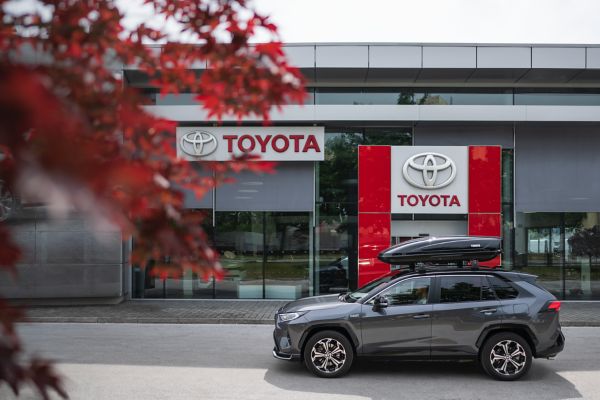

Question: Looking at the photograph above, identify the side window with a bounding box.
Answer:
[378,278,431,306]
[439,276,495,303]
[487,275,520,300]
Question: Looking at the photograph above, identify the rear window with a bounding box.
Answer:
[487,275,520,300]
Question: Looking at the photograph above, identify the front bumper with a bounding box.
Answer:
[273,316,304,361]
[272,348,299,361]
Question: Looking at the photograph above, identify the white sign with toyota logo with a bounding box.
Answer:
[391,146,468,214]
[176,126,325,161]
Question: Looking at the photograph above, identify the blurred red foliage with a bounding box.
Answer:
[0,0,305,398]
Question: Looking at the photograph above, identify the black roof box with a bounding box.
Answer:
[378,236,501,265]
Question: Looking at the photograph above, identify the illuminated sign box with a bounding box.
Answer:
[176,126,325,162]
[391,146,469,214]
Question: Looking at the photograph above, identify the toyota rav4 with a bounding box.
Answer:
[273,267,564,380]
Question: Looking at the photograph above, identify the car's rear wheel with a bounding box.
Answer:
[481,332,532,381]
[303,330,354,378]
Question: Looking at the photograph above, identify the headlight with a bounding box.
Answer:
[278,312,305,322]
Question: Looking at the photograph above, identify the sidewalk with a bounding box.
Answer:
[24,300,288,325]
[20,299,600,326]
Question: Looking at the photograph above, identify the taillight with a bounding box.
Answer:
[547,301,561,312]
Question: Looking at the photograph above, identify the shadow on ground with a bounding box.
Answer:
[263,358,582,400]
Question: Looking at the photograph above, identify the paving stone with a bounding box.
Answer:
[21,299,600,326]
[24,299,288,324]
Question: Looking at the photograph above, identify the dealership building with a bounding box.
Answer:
[2,43,600,302]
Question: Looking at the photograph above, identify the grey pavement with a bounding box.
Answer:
[2,323,600,400]
[19,299,600,326]
[23,299,288,324]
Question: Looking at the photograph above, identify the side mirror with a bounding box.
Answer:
[373,295,389,309]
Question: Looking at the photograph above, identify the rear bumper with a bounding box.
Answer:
[537,330,565,358]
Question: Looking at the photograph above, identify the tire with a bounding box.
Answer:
[480,332,532,381]
[303,330,354,378]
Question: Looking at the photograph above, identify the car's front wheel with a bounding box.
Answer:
[303,330,354,378]
[481,332,532,381]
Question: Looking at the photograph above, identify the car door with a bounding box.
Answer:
[360,277,433,358]
[430,275,502,357]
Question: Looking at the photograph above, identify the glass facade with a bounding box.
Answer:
[135,130,594,301]
[131,127,413,299]
[501,149,515,269]
[315,127,413,293]
[131,128,600,301]
[314,88,513,105]
[214,211,311,299]
[513,212,600,300]
[132,209,214,299]
[144,88,600,107]
[514,89,600,106]
[133,211,311,299]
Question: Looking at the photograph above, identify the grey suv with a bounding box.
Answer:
[273,240,564,381]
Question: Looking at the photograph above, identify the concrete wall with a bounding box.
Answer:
[0,207,126,302]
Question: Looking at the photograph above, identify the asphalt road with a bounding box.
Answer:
[2,324,600,400]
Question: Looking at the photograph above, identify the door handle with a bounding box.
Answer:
[480,308,497,314]
[412,314,430,319]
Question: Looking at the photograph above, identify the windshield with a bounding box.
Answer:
[346,271,405,302]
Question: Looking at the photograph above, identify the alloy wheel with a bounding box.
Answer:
[490,339,527,376]
[310,338,347,374]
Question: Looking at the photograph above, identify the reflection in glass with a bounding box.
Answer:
[515,90,600,106]
[316,203,355,294]
[379,277,431,306]
[514,212,600,300]
[415,90,512,105]
[132,209,214,299]
[439,276,487,303]
[214,211,311,299]
[314,88,513,105]
[214,211,264,299]
[315,127,412,294]
[501,150,514,269]
[319,128,412,204]
[264,213,310,299]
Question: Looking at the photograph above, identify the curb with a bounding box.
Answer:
[560,321,600,327]
[23,317,600,327]
[25,317,274,325]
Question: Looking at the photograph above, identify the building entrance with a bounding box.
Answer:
[391,219,468,244]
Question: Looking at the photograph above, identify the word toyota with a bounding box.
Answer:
[397,194,462,207]
[222,134,321,154]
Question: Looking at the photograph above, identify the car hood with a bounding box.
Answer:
[278,294,348,313]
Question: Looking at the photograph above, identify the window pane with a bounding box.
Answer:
[214,211,264,299]
[502,149,515,269]
[316,202,356,294]
[315,89,364,105]
[319,128,412,204]
[153,90,315,105]
[439,276,484,303]
[132,209,214,299]
[515,91,600,106]
[363,89,416,105]
[415,90,512,105]
[565,216,600,300]
[264,212,311,299]
[380,277,431,306]
[487,276,519,300]
[319,130,363,204]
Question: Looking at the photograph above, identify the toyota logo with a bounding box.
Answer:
[180,130,218,157]
[402,152,456,189]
